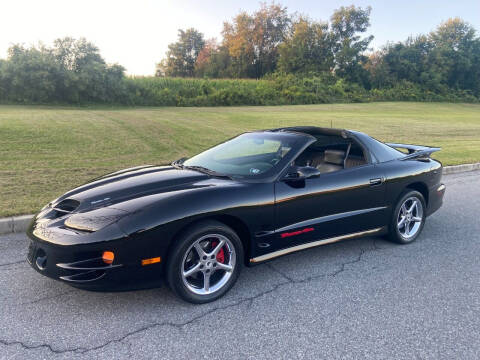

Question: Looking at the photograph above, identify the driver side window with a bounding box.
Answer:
[295,138,367,174]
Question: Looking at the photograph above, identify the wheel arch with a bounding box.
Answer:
[405,181,429,205]
[168,214,252,266]
[386,181,428,244]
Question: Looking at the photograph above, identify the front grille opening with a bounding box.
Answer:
[35,248,47,270]
[60,269,106,282]
[54,199,80,213]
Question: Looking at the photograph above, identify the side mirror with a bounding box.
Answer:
[298,166,321,179]
[283,166,320,181]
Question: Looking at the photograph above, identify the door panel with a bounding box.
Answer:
[273,164,387,252]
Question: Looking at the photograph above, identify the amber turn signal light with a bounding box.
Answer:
[102,251,115,264]
[141,257,161,266]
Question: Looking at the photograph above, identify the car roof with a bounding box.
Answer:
[267,126,353,138]
[265,126,404,164]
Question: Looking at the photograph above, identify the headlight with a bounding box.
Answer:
[64,207,128,232]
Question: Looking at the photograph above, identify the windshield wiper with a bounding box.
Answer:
[171,157,187,169]
[183,165,232,180]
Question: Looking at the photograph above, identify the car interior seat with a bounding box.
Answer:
[316,149,345,173]
[344,155,366,168]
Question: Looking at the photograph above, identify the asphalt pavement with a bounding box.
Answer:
[0,170,479,359]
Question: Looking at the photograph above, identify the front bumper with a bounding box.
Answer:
[26,216,165,291]
[27,238,120,285]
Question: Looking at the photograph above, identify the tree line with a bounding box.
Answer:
[157,3,480,96]
[0,3,479,105]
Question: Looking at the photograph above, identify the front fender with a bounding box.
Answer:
[115,181,275,256]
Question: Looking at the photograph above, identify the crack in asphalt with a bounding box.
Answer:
[20,289,78,306]
[0,259,25,268]
[0,280,292,355]
[0,238,383,355]
[267,239,385,283]
[264,263,295,282]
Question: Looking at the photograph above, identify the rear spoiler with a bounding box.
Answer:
[386,143,441,160]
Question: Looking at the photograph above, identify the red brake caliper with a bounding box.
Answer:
[211,241,225,263]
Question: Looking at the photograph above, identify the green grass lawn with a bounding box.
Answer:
[1,102,479,217]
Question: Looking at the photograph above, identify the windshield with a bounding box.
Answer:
[183,132,301,178]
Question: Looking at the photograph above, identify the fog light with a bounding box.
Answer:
[102,251,114,264]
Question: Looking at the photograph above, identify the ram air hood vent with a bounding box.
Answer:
[54,166,210,211]
[53,199,80,213]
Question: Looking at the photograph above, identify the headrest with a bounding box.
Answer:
[324,149,345,165]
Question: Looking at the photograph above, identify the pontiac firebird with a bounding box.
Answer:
[27,127,445,303]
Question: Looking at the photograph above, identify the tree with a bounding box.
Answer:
[222,2,290,78]
[194,38,218,77]
[252,2,290,76]
[51,37,123,102]
[51,37,125,102]
[330,5,373,85]
[429,18,480,93]
[364,49,392,88]
[0,59,5,99]
[0,38,125,103]
[277,17,333,75]
[380,36,433,87]
[367,18,480,96]
[430,18,476,51]
[52,37,105,72]
[157,28,205,77]
[1,44,61,103]
[222,12,255,77]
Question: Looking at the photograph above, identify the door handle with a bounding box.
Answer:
[369,177,384,186]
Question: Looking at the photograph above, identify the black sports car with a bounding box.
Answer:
[27,127,445,303]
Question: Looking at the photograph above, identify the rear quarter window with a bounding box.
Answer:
[368,138,405,163]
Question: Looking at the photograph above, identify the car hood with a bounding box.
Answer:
[53,165,211,212]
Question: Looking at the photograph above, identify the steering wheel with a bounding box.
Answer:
[270,157,281,165]
[270,147,284,165]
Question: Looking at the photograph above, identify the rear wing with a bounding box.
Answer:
[386,143,441,160]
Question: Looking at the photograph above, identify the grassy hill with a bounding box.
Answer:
[1,102,479,217]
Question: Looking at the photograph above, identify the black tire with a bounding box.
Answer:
[387,189,426,244]
[166,220,243,304]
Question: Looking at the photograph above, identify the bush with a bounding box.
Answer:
[1,70,478,106]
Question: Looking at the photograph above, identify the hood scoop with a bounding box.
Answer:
[59,167,210,211]
[53,199,80,213]
[36,198,81,222]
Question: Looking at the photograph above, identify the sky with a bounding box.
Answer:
[1,0,479,76]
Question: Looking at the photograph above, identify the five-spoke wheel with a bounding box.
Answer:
[181,234,235,295]
[396,197,423,239]
[388,190,426,244]
[166,220,243,303]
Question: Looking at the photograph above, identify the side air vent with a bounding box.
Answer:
[53,199,80,213]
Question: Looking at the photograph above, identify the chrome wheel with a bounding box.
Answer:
[181,234,236,295]
[397,196,423,240]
